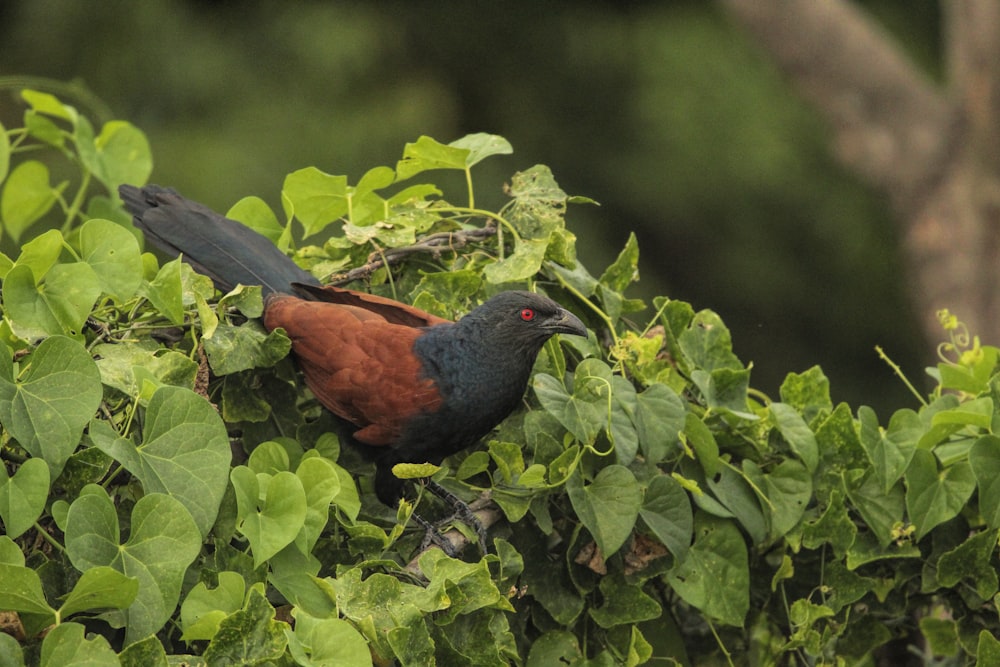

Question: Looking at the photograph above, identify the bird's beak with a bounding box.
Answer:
[545,308,588,337]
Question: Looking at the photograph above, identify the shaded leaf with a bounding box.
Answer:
[567,465,642,555]
[0,336,102,478]
[0,458,49,539]
[65,488,202,644]
[665,514,749,626]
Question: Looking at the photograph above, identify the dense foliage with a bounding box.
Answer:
[2,90,1000,666]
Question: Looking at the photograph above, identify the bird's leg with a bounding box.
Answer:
[421,480,489,554]
[412,511,462,557]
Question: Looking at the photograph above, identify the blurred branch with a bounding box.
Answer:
[721,0,1000,353]
[719,0,959,214]
[945,0,1000,167]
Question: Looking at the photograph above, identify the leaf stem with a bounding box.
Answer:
[33,522,66,554]
[875,345,927,406]
[61,170,91,234]
[550,266,619,347]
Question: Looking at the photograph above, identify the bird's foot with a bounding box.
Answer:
[416,480,489,555]
[412,511,463,557]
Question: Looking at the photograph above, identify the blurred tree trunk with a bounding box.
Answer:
[721,0,1000,347]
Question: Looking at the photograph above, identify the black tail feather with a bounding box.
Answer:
[119,184,319,295]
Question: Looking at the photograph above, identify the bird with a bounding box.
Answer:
[119,184,588,515]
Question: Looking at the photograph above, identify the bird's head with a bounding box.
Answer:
[460,291,588,345]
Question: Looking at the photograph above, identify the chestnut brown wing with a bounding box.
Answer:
[263,295,443,446]
[290,284,451,328]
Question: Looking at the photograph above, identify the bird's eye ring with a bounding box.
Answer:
[520,308,536,322]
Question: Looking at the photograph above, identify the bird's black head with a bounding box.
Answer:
[459,291,587,344]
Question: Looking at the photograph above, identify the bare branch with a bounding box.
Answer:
[328,221,498,285]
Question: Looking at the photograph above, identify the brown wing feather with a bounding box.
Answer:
[263,294,443,446]
[290,283,451,328]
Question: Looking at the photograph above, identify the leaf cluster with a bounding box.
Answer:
[2,89,1000,666]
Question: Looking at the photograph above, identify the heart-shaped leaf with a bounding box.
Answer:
[566,465,642,555]
[89,386,231,538]
[0,458,49,539]
[231,467,308,567]
[65,487,202,645]
[59,566,139,618]
[79,217,144,302]
[0,336,102,478]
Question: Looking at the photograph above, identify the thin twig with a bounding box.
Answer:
[328,222,498,285]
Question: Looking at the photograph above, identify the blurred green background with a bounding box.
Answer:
[0,0,939,413]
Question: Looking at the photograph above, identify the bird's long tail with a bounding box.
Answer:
[119,184,319,295]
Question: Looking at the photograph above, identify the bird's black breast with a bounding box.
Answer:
[398,323,537,463]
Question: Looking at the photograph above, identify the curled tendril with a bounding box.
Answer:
[936,308,977,365]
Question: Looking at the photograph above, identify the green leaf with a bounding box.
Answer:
[39,622,118,667]
[746,459,812,540]
[638,474,693,562]
[801,490,857,557]
[589,573,661,629]
[203,320,291,375]
[59,566,139,618]
[93,341,198,396]
[0,634,23,667]
[449,133,513,167]
[918,617,958,658]
[634,382,685,464]
[141,257,184,325]
[231,467,308,567]
[527,631,583,667]
[979,631,1000,665]
[79,217,144,302]
[779,365,833,422]
[936,528,999,601]
[181,571,246,642]
[0,536,23,565]
[599,232,639,293]
[770,402,819,472]
[678,310,743,371]
[683,413,721,477]
[665,514,749,626]
[202,586,290,665]
[970,435,1000,528]
[905,450,976,540]
[0,563,55,618]
[90,386,231,538]
[533,373,603,444]
[22,89,78,122]
[287,611,374,667]
[609,376,639,465]
[846,470,905,547]
[65,488,202,645]
[483,236,549,284]
[567,465,642,555]
[505,165,568,240]
[227,196,286,247]
[0,458,50,539]
[929,395,993,430]
[79,120,153,191]
[859,406,919,494]
[0,336,102,478]
[118,635,169,667]
[1,160,61,242]
[295,456,341,553]
[13,228,63,277]
[395,135,470,180]
[33,261,103,337]
[282,166,350,236]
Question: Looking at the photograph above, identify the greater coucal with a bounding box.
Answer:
[119,185,587,509]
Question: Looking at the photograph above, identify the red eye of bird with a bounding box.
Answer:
[520,308,536,322]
